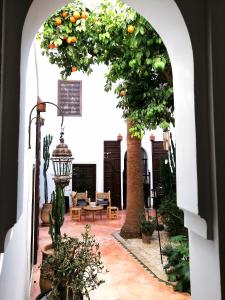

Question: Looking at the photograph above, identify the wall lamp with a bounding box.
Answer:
[28,101,73,188]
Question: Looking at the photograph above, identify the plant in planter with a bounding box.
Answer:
[158,192,187,236]
[49,186,65,245]
[139,214,156,243]
[39,225,106,300]
[161,235,190,293]
[39,185,65,292]
[40,134,53,225]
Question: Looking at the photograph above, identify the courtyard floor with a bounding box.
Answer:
[30,210,191,300]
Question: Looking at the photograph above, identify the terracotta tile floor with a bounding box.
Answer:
[30,210,191,300]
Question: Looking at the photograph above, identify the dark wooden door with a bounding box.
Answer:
[123,148,151,209]
[72,164,96,200]
[104,141,121,209]
[151,141,167,189]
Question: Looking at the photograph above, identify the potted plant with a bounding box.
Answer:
[40,134,53,226]
[40,186,65,292]
[139,214,156,244]
[38,225,106,300]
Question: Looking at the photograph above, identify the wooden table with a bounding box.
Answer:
[82,205,104,221]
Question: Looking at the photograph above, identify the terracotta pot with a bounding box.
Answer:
[35,289,51,300]
[36,290,83,300]
[36,102,46,112]
[141,233,151,244]
[40,244,54,293]
[40,203,52,226]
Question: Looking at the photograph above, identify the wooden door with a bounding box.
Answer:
[123,148,151,209]
[72,164,96,200]
[151,141,167,189]
[104,141,121,209]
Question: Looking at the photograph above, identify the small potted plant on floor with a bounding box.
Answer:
[37,225,106,300]
[139,214,156,244]
[40,134,53,226]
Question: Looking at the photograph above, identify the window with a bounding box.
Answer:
[58,80,82,116]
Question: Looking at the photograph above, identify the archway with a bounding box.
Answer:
[0,1,222,299]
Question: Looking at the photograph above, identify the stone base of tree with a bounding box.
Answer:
[120,224,141,239]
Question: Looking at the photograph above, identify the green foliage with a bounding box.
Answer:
[49,187,65,245]
[139,213,156,235]
[41,225,106,300]
[162,235,190,293]
[38,0,173,136]
[43,134,53,204]
[158,192,187,236]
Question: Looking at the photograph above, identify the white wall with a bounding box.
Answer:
[0,41,37,299]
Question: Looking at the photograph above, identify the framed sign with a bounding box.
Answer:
[58,80,82,116]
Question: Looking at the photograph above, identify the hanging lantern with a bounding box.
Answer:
[51,134,73,188]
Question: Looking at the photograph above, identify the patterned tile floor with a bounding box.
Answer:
[30,210,191,300]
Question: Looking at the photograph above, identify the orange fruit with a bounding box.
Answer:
[70,16,76,23]
[72,66,77,72]
[127,25,134,33]
[62,35,67,40]
[49,43,55,49]
[120,90,126,97]
[66,37,72,44]
[55,17,62,26]
[81,12,88,19]
[71,36,77,43]
[62,11,68,18]
[73,11,80,19]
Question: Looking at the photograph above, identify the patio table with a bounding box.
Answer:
[83,205,103,221]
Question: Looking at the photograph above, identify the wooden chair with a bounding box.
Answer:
[70,207,81,221]
[107,206,119,219]
[95,191,111,211]
[72,191,89,207]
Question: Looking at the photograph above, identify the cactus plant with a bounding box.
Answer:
[43,134,53,204]
[49,187,65,245]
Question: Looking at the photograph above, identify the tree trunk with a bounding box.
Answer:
[120,120,144,238]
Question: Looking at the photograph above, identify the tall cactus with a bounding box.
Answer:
[49,187,65,245]
[43,134,53,204]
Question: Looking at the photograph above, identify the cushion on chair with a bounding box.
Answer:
[97,200,109,206]
[77,200,87,207]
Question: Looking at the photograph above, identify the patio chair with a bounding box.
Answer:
[95,191,111,210]
[71,191,89,207]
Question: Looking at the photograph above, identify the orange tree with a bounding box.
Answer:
[38,0,173,137]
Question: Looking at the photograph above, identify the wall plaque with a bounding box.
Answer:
[58,80,82,116]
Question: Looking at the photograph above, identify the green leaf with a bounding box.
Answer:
[129,59,137,68]
[140,26,145,35]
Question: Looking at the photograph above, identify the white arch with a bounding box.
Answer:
[21,0,199,216]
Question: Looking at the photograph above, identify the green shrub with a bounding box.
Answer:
[41,225,106,299]
[158,192,187,236]
[162,235,190,293]
[139,215,156,235]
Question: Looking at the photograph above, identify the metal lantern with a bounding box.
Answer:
[51,134,73,188]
